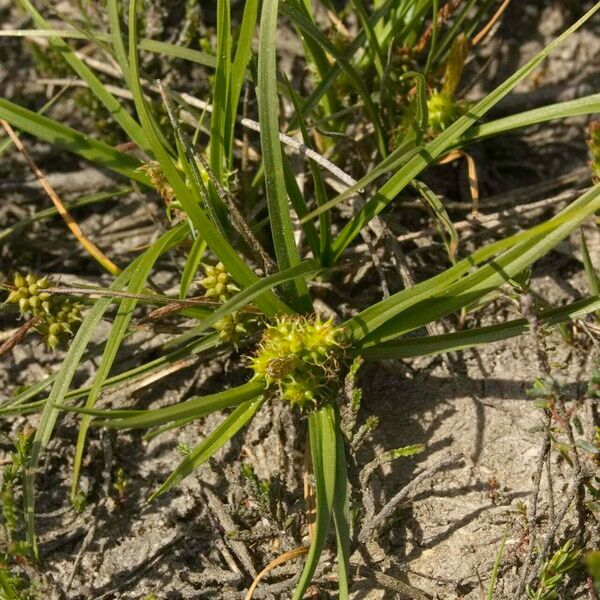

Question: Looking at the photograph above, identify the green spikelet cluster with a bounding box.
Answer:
[35,298,83,349]
[249,316,347,410]
[213,311,249,346]
[4,272,83,349]
[427,91,463,133]
[5,272,52,314]
[199,262,250,345]
[587,120,600,182]
[200,262,240,302]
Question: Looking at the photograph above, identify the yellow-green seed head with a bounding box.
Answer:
[36,298,83,349]
[200,262,239,303]
[427,92,463,133]
[4,272,83,350]
[249,316,347,410]
[5,272,54,317]
[213,311,249,346]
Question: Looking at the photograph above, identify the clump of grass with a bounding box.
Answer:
[0,0,599,597]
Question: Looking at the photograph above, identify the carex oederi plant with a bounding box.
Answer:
[1,0,600,597]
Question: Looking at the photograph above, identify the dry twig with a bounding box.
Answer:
[1,120,121,276]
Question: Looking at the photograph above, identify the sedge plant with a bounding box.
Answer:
[1,1,600,597]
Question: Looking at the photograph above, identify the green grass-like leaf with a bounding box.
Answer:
[360,295,600,360]
[258,0,311,311]
[149,396,265,500]
[293,403,337,600]
[23,231,178,555]
[70,224,188,500]
[0,98,147,183]
[348,183,600,343]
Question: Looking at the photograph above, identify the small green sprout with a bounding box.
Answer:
[249,315,348,410]
[527,539,583,600]
[113,467,129,506]
[71,489,87,514]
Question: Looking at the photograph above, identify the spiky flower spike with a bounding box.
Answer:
[249,316,348,410]
[137,161,176,206]
[4,272,83,349]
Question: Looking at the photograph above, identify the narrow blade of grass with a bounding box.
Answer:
[359,295,600,359]
[461,94,600,144]
[581,229,600,296]
[258,0,311,311]
[209,0,231,187]
[0,98,147,183]
[0,29,217,69]
[63,379,266,430]
[487,529,509,600]
[180,234,207,299]
[225,0,258,168]
[292,403,337,600]
[412,179,458,259]
[332,417,351,600]
[149,396,265,500]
